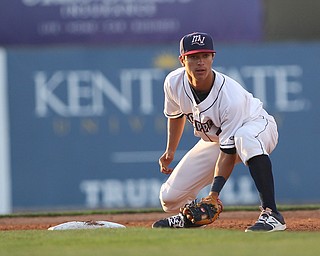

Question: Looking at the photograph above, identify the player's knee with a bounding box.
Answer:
[159,185,182,213]
[159,191,180,213]
[160,200,178,213]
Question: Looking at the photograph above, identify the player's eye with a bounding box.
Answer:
[187,55,199,62]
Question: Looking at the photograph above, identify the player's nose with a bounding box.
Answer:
[197,57,205,65]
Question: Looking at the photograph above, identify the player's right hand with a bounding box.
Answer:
[159,151,174,175]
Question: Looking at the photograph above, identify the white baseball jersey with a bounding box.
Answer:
[164,67,264,151]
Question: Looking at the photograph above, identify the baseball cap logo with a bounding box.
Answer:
[191,35,206,46]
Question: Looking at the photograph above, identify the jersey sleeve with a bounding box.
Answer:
[163,76,183,118]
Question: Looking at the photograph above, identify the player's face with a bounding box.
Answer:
[180,52,214,83]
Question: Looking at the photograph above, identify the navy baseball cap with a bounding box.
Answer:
[180,32,215,56]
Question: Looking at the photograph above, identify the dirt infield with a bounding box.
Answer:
[0,210,319,231]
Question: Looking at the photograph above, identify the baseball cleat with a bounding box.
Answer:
[245,207,286,232]
[152,213,185,228]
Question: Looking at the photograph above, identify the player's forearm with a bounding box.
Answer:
[210,151,237,197]
[214,151,237,179]
[165,116,186,154]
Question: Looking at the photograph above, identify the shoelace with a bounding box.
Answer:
[256,207,273,224]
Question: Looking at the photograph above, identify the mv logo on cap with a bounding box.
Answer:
[180,32,215,56]
[191,35,206,46]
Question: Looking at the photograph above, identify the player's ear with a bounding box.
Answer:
[179,55,185,66]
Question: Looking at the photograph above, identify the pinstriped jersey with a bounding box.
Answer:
[163,67,264,150]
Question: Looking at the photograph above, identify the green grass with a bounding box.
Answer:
[0,228,319,256]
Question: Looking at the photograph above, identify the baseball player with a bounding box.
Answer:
[152,32,286,232]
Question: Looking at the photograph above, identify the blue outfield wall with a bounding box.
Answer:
[4,42,320,211]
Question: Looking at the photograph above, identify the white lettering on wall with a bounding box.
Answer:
[34,69,164,117]
[80,176,258,209]
[34,65,308,119]
[80,178,162,208]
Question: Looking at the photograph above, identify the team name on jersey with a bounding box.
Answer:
[185,113,213,133]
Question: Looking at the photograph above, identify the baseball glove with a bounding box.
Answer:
[180,195,223,227]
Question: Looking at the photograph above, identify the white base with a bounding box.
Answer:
[48,220,126,230]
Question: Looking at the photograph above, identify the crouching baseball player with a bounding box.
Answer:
[152,32,286,232]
